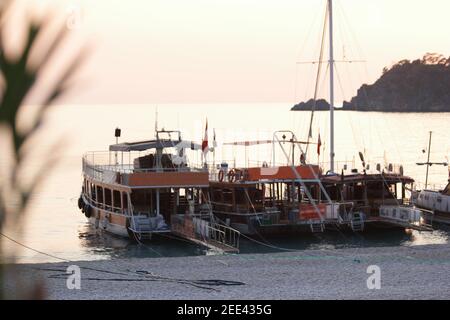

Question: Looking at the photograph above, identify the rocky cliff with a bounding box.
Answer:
[292,53,450,112]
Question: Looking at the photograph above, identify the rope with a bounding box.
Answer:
[130,230,163,257]
[1,232,245,292]
[240,233,298,252]
[37,267,245,292]
[1,231,133,277]
[1,232,69,263]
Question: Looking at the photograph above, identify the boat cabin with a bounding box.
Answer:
[320,172,414,216]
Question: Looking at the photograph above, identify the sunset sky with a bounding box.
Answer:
[13,0,450,104]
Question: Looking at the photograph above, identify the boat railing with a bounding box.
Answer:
[413,182,447,192]
[170,214,240,252]
[209,221,240,250]
[82,151,207,180]
[320,160,406,176]
[82,191,127,215]
[194,159,407,177]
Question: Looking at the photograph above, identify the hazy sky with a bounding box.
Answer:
[15,0,450,104]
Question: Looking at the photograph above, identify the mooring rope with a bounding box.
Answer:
[1,231,245,292]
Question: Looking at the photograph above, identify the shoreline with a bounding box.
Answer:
[291,108,450,113]
[3,242,450,299]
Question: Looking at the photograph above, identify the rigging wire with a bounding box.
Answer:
[334,63,362,155]
[337,0,416,173]
[334,4,367,159]
[305,3,329,156]
[294,2,329,145]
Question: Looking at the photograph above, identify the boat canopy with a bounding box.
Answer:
[109,139,201,152]
[321,173,414,184]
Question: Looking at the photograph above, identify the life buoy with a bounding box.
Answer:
[84,204,92,218]
[218,169,225,182]
[228,169,236,182]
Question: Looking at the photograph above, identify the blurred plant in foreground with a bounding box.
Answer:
[0,1,85,299]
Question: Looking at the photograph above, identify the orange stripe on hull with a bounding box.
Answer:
[299,203,326,220]
[127,171,209,187]
[246,165,321,181]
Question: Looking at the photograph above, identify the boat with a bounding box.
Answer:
[320,162,433,231]
[415,179,450,225]
[77,128,240,253]
[291,0,433,232]
[206,0,433,235]
[208,131,349,235]
[413,131,450,225]
[207,130,432,235]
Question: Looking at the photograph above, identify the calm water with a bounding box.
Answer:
[2,104,450,263]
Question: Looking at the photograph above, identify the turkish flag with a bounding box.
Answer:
[317,133,321,156]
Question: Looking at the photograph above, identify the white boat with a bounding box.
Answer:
[415,180,450,224]
[78,129,240,253]
[412,131,449,225]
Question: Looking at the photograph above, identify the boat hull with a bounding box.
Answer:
[416,189,450,225]
[86,207,130,238]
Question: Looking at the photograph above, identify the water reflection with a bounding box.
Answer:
[77,223,206,259]
[76,222,450,260]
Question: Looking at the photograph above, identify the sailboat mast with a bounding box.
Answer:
[328,0,335,173]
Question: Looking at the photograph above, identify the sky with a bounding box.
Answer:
[9,0,450,105]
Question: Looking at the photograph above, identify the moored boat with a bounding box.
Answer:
[208,132,341,235]
[206,130,432,235]
[412,131,450,225]
[78,129,240,253]
[415,178,450,225]
[320,164,433,231]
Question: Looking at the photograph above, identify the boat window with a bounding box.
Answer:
[113,190,121,210]
[223,189,233,202]
[90,183,95,200]
[122,193,128,209]
[96,186,103,204]
[366,182,394,199]
[130,189,152,214]
[104,188,112,209]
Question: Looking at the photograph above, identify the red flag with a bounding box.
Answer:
[317,133,322,156]
[202,119,208,153]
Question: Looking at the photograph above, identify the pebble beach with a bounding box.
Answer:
[4,243,450,300]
